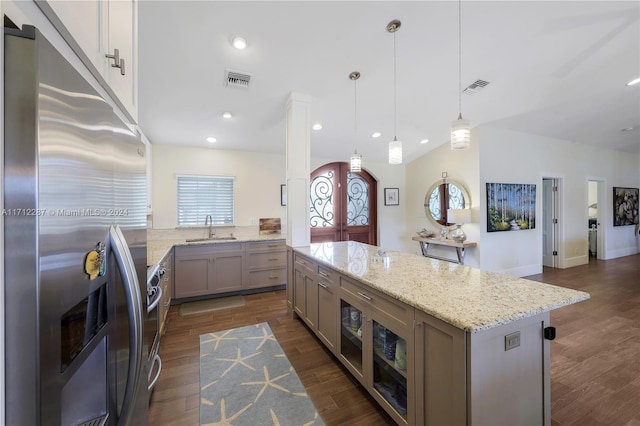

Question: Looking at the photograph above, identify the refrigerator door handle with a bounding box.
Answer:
[109,225,144,426]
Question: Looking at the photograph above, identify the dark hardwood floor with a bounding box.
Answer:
[527,254,640,426]
[149,254,640,425]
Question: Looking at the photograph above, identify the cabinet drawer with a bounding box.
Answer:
[340,276,412,328]
[247,268,287,288]
[293,253,316,276]
[175,242,244,257]
[246,240,285,253]
[317,265,337,285]
[248,250,287,269]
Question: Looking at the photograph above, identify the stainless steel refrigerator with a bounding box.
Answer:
[4,25,149,425]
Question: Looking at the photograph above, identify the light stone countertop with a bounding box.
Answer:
[147,226,285,266]
[293,241,590,333]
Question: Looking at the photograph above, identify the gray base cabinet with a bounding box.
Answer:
[245,241,287,289]
[467,312,550,425]
[414,310,466,426]
[316,265,337,353]
[292,253,337,353]
[174,242,244,299]
[174,240,286,299]
[293,253,318,328]
[339,275,414,425]
[288,249,551,426]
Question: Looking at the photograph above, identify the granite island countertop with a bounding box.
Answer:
[147,227,285,266]
[293,241,590,333]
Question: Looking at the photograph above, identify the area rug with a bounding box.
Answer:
[179,295,245,316]
[200,323,324,426]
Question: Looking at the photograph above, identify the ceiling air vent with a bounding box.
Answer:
[224,69,252,89]
[463,79,490,95]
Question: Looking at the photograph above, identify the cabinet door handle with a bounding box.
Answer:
[357,291,372,301]
[318,282,328,289]
[296,259,306,265]
[268,258,278,261]
[105,49,125,75]
[268,276,278,280]
[318,271,329,278]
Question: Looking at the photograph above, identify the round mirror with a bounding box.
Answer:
[424,179,470,227]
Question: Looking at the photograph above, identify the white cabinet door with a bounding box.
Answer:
[44,0,106,73]
[106,0,137,121]
[41,0,137,121]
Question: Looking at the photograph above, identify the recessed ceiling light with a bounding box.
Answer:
[420,139,429,144]
[371,132,381,138]
[206,137,217,143]
[222,112,232,119]
[231,36,247,50]
[312,123,323,131]
[626,77,640,86]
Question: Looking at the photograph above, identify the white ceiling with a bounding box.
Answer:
[138,1,640,164]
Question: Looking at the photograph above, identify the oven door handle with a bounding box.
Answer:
[147,285,163,314]
[148,353,162,393]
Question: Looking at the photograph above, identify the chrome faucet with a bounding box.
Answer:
[204,215,215,238]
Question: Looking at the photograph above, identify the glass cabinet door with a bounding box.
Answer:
[340,299,363,375]
[372,320,408,420]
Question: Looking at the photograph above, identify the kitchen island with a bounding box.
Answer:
[288,241,589,425]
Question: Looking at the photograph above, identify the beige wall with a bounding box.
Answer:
[405,140,481,268]
[150,145,410,252]
[405,125,640,276]
[151,145,286,229]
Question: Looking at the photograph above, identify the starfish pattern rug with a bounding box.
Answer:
[200,322,324,426]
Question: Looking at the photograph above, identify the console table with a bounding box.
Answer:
[412,236,477,265]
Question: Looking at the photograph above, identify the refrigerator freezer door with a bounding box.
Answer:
[4,26,148,425]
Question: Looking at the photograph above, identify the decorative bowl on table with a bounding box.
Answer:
[416,228,435,238]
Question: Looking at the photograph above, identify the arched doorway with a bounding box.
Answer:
[310,162,378,245]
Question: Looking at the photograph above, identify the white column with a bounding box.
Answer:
[285,92,311,247]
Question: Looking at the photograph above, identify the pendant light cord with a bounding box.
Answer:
[458,0,462,117]
[354,75,358,147]
[394,30,398,138]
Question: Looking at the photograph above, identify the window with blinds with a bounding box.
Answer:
[177,175,234,226]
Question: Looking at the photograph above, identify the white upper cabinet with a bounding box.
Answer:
[105,0,137,121]
[42,0,138,122]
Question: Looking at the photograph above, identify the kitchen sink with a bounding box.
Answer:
[185,236,237,242]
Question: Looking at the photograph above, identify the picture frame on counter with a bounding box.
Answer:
[384,188,399,206]
[280,184,287,206]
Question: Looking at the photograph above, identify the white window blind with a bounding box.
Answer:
[177,175,234,226]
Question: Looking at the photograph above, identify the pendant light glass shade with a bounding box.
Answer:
[451,113,470,149]
[350,150,362,172]
[389,138,402,165]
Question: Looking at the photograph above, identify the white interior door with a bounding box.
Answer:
[542,178,558,268]
[589,179,606,260]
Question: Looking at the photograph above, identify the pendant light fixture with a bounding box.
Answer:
[451,0,471,150]
[387,19,402,165]
[349,71,362,173]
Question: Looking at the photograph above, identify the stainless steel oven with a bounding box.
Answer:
[146,264,164,397]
